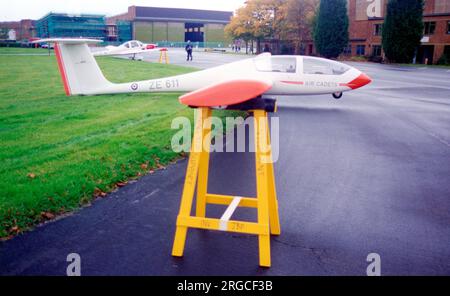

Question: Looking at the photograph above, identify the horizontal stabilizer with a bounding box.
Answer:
[32,38,102,45]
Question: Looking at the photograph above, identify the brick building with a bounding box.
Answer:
[347,0,450,64]
[0,19,36,41]
[106,6,233,45]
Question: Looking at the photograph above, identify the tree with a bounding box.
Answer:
[225,6,255,54]
[226,0,319,54]
[280,0,319,54]
[382,0,424,63]
[225,0,287,54]
[313,0,349,58]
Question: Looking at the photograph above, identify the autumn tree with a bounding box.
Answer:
[226,0,319,54]
[280,0,319,54]
[226,0,287,54]
[313,0,349,58]
[225,6,255,53]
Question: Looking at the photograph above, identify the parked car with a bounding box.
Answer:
[41,43,54,49]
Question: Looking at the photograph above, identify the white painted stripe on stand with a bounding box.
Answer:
[219,196,242,231]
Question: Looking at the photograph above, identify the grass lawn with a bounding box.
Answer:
[0,47,53,54]
[0,48,241,238]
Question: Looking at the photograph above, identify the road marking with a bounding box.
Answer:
[142,189,160,200]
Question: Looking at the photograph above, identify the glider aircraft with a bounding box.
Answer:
[37,38,372,105]
[92,40,161,60]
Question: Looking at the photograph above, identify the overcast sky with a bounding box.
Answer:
[0,0,247,21]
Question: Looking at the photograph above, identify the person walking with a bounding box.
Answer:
[185,40,193,61]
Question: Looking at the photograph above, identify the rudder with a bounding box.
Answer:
[37,39,113,96]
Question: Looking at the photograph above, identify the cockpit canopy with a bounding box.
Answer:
[303,57,350,75]
[254,56,297,73]
[124,40,144,49]
[254,55,351,75]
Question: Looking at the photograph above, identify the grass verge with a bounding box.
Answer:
[0,48,242,238]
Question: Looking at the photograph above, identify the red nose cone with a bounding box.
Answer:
[347,73,372,89]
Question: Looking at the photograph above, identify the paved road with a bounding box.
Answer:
[117,47,249,69]
[1,50,450,275]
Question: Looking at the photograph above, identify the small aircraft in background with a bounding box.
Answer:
[36,38,371,105]
[92,40,161,60]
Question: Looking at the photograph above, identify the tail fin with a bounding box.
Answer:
[36,39,113,95]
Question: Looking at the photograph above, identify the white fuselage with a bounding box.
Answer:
[98,55,364,97]
[93,40,157,57]
[47,39,370,100]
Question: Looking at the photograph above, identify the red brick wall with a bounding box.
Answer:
[0,19,35,40]
[347,0,450,63]
[106,6,136,25]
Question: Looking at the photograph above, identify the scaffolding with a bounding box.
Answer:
[116,21,132,43]
[36,13,106,40]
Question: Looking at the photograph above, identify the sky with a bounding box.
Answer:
[0,0,247,21]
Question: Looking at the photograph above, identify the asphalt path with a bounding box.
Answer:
[1,49,450,275]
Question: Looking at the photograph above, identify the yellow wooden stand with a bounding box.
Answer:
[159,49,169,64]
[172,107,280,267]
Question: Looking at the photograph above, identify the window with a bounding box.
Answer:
[343,44,352,55]
[254,56,297,73]
[424,22,436,35]
[372,45,382,57]
[130,41,140,48]
[302,57,350,75]
[374,24,382,36]
[447,21,450,34]
[356,45,365,56]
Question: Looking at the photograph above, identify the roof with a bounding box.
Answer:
[37,12,105,22]
[133,6,232,23]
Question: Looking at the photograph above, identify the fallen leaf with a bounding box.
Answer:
[116,182,127,187]
[94,188,107,198]
[149,170,155,174]
[41,212,55,220]
[140,163,148,170]
[27,173,36,179]
[10,226,19,233]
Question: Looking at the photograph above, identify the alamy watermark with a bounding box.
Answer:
[171,111,280,163]
[366,253,381,276]
[66,253,81,276]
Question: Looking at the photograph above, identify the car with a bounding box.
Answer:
[40,43,54,49]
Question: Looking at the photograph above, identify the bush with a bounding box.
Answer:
[368,56,383,63]
[0,42,21,48]
[436,53,450,65]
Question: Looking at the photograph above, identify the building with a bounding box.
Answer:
[0,19,36,41]
[347,0,450,64]
[107,6,233,46]
[36,13,106,40]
